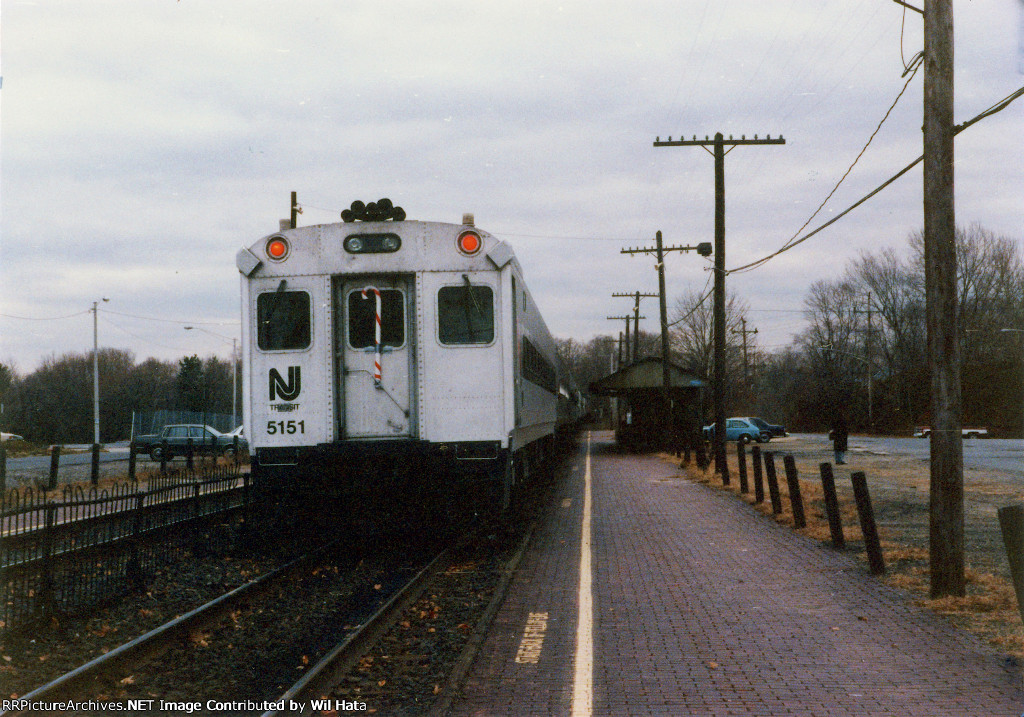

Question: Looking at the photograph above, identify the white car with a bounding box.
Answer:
[1,432,25,442]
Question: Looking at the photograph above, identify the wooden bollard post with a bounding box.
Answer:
[782,455,806,529]
[695,442,708,471]
[0,443,6,493]
[48,445,61,491]
[737,441,749,494]
[851,471,885,574]
[751,445,764,504]
[998,505,1024,626]
[160,440,168,474]
[90,442,100,485]
[186,437,195,472]
[819,462,845,549]
[128,440,138,483]
[764,451,782,514]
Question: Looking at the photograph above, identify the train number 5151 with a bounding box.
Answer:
[267,420,305,435]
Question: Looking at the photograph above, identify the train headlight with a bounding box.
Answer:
[344,233,401,254]
[265,236,290,262]
[457,230,482,256]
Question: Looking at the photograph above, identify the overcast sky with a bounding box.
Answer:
[1,1,1021,374]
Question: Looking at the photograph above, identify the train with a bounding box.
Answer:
[235,199,582,514]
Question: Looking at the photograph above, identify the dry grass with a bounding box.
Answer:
[662,437,1024,659]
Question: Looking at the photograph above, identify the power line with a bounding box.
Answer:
[732,57,922,275]
[727,83,1024,275]
[0,310,90,321]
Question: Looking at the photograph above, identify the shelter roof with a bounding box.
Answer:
[589,357,706,396]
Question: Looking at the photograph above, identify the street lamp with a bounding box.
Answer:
[92,298,109,445]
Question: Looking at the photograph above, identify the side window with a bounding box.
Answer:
[168,426,188,439]
[522,337,557,392]
[348,289,405,348]
[438,285,494,345]
[258,291,311,351]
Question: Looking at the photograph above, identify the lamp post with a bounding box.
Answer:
[1000,329,1024,438]
[92,298,109,445]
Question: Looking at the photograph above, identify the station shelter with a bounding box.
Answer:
[589,357,706,452]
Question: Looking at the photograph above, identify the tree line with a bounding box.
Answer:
[5,223,1020,442]
[558,223,1024,436]
[0,351,240,443]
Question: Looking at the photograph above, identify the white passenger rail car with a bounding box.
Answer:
[236,199,576,510]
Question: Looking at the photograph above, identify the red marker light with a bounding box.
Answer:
[266,236,289,261]
[457,230,482,255]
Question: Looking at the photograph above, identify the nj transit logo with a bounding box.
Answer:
[269,366,301,401]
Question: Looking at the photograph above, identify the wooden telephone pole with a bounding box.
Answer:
[612,292,658,363]
[924,0,964,598]
[731,317,759,396]
[654,133,785,480]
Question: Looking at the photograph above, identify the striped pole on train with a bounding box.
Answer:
[361,285,382,386]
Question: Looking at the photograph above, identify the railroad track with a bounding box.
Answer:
[1,541,448,716]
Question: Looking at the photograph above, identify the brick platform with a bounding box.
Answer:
[450,431,1024,716]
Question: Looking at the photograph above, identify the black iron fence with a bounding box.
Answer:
[1,463,248,634]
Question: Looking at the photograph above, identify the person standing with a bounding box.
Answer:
[831,415,849,465]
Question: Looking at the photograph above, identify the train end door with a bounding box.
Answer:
[337,277,415,439]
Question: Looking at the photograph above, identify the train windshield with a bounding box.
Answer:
[257,291,311,351]
[347,289,405,348]
[438,284,494,345]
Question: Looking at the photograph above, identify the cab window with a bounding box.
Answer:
[258,291,311,351]
[438,284,494,345]
[348,289,405,348]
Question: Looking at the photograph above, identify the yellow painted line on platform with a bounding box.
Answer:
[571,432,594,716]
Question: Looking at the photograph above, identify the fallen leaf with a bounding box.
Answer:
[377,679,386,687]
[120,676,135,685]
[707,661,719,669]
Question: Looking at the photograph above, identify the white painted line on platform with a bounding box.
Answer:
[571,432,594,716]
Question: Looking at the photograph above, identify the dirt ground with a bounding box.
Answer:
[669,434,1024,659]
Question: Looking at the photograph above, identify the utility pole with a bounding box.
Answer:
[290,191,300,229]
[612,292,658,363]
[731,318,758,397]
[654,132,785,479]
[621,233,711,450]
[91,298,109,446]
[607,315,642,366]
[923,0,964,598]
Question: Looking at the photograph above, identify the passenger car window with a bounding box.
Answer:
[258,291,311,351]
[348,289,405,348]
[438,285,494,345]
[168,426,188,439]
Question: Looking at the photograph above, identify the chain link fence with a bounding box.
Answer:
[131,410,238,438]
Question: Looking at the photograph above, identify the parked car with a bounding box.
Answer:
[224,425,249,454]
[747,416,787,438]
[134,424,239,460]
[0,432,25,442]
[913,426,989,439]
[703,417,771,444]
